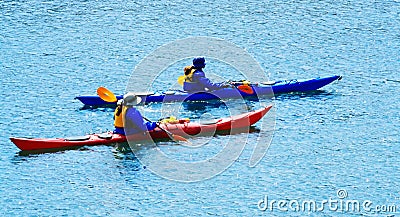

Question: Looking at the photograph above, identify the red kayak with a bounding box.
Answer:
[10,106,272,151]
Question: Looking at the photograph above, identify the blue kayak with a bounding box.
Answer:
[75,75,341,107]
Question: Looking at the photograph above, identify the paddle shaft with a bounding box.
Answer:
[142,116,189,143]
[231,81,278,86]
[142,116,174,138]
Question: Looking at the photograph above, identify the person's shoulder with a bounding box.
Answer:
[126,106,138,112]
[193,69,205,76]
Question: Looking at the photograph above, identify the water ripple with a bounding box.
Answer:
[1,0,400,216]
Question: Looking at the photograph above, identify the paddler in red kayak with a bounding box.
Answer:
[113,93,157,135]
[183,57,231,92]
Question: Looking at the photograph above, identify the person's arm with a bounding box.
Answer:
[125,108,149,132]
[194,72,224,90]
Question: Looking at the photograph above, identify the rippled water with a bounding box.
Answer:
[1,0,400,216]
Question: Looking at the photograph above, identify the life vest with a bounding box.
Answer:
[184,68,196,83]
[114,106,128,128]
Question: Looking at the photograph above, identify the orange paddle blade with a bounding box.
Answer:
[97,86,117,102]
[172,134,189,143]
[237,85,254,94]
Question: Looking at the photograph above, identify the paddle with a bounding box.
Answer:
[141,117,189,143]
[231,81,278,85]
[177,76,254,94]
[222,81,254,94]
[96,87,189,143]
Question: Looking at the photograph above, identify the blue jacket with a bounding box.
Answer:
[113,107,157,135]
[183,69,224,92]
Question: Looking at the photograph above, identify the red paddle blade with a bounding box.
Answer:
[237,85,254,94]
[97,86,117,102]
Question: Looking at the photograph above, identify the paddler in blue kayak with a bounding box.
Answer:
[113,93,157,135]
[183,57,230,92]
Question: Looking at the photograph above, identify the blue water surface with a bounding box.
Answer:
[1,0,400,216]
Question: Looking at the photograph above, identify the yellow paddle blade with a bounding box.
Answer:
[97,86,117,102]
[177,75,185,86]
[237,85,254,94]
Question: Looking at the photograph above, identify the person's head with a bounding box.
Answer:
[192,57,206,69]
[183,65,193,75]
[123,92,142,106]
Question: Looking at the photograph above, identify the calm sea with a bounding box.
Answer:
[1,0,399,216]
